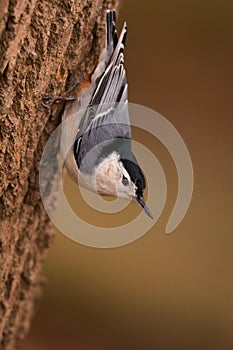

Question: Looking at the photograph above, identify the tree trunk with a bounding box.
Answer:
[0,0,119,348]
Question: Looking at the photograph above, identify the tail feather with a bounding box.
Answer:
[90,16,127,107]
[106,10,118,57]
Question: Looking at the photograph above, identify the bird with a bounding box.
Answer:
[60,9,153,219]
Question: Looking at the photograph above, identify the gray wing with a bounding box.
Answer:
[74,11,131,173]
[90,21,128,110]
[76,9,121,135]
[77,16,129,135]
[74,104,131,173]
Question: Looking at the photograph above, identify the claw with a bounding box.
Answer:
[65,68,84,95]
[41,68,84,109]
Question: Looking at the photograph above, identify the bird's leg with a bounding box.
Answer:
[42,69,84,109]
[41,94,76,108]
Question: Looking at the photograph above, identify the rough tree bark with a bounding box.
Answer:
[0,0,119,348]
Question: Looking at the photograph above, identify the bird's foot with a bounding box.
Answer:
[41,69,84,109]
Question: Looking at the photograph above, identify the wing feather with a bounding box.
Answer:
[75,12,131,173]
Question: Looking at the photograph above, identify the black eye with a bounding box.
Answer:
[122,176,129,186]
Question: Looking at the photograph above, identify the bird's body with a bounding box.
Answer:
[61,10,153,218]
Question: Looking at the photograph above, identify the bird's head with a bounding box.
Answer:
[95,152,153,219]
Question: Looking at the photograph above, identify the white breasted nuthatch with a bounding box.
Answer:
[61,9,153,218]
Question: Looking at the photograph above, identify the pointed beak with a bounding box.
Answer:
[133,196,154,219]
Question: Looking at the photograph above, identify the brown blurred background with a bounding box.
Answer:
[24,0,233,349]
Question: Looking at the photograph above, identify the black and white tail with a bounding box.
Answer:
[90,10,128,108]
